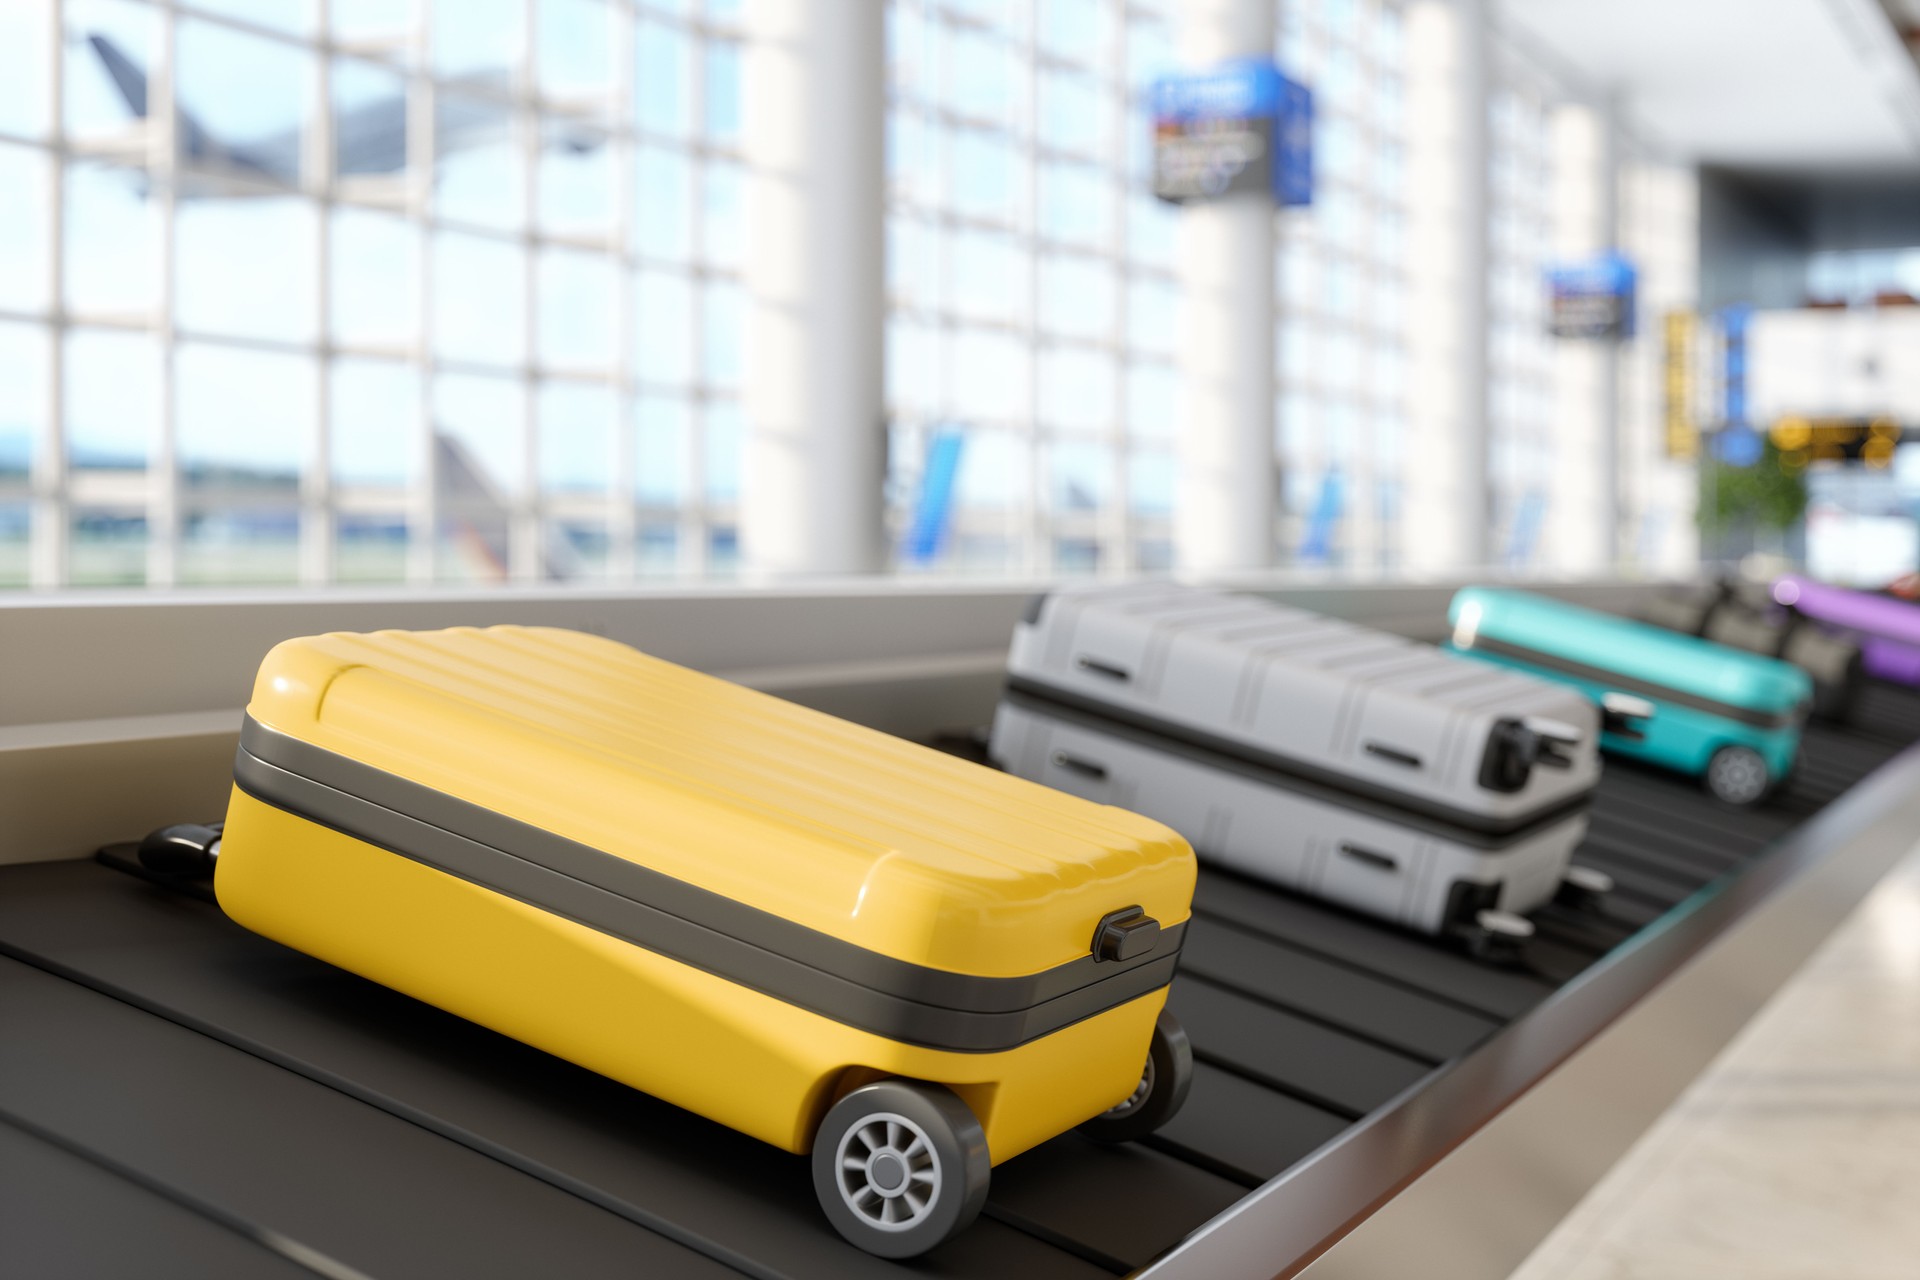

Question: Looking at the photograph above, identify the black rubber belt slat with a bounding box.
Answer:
[1191,870,1558,1022]
[1569,892,1667,933]
[0,864,1108,1280]
[984,1136,1247,1272]
[1582,810,1748,873]
[1596,781,1790,847]
[0,1118,326,1280]
[1528,906,1638,958]
[0,955,731,1280]
[1166,977,1432,1117]
[1566,842,1712,905]
[1516,932,1604,986]
[1148,1062,1350,1185]
[1175,917,1502,1063]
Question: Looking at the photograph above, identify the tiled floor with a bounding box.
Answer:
[1507,843,1920,1280]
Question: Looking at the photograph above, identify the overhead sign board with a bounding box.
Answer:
[1150,60,1312,207]
[1547,253,1637,339]
[1769,416,1908,470]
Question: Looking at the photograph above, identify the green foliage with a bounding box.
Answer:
[1698,439,1808,534]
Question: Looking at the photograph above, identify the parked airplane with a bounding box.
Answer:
[85,33,605,196]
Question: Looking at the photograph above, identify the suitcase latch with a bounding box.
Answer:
[1092,907,1161,962]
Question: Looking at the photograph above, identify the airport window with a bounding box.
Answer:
[0,0,1707,589]
[1485,78,1555,570]
[1273,0,1409,573]
[0,0,746,588]
[883,0,1179,577]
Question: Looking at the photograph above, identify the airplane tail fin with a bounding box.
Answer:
[87,32,231,169]
[87,34,149,117]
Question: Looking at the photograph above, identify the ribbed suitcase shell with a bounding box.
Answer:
[1642,585,1862,721]
[990,696,1587,938]
[216,626,1194,1162]
[1774,575,1920,686]
[1448,587,1811,785]
[1007,582,1600,834]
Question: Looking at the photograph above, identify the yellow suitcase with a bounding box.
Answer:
[212,625,1196,1257]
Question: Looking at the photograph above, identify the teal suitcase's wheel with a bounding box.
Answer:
[812,1081,989,1259]
[1705,744,1772,806]
[1078,1009,1193,1144]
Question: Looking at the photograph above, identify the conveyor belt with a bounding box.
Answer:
[5,681,1920,1278]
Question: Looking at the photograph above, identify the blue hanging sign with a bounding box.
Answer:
[1547,252,1637,339]
[1150,60,1313,207]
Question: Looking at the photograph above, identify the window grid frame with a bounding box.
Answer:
[882,0,1178,577]
[4,0,746,590]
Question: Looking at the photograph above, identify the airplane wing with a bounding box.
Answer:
[85,34,604,194]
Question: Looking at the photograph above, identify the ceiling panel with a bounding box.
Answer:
[1497,0,1920,173]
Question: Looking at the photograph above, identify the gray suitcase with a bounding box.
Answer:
[1007,582,1600,834]
[1643,582,1862,723]
[989,693,1604,951]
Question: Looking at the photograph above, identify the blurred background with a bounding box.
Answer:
[0,0,1916,592]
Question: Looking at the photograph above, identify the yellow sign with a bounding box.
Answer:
[1663,311,1698,460]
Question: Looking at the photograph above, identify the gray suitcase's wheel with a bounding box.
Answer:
[1077,1009,1193,1144]
[1705,744,1772,806]
[812,1080,989,1259]
[1466,907,1534,961]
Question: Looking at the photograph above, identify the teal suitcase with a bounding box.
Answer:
[1446,587,1812,805]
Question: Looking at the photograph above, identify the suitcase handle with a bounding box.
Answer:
[1338,843,1399,872]
[1478,715,1582,793]
[1074,655,1132,682]
[1052,751,1109,782]
[1362,741,1422,769]
[1600,691,1657,742]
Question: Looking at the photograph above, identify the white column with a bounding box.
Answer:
[32,3,66,588]
[1402,0,1490,574]
[741,0,886,577]
[1173,0,1277,575]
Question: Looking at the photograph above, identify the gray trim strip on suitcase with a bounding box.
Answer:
[995,689,1590,852]
[1457,637,1807,730]
[231,718,1184,1055]
[1003,676,1595,836]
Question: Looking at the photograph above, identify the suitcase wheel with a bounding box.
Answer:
[1554,865,1614,912]
[812,1080,989,1259]
[1077,1009,1194,1145]
[1704,744,1773,807]
[137,823,224,879]
[1465,908,1535,962]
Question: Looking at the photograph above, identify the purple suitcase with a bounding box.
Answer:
[1774,575,1920,686]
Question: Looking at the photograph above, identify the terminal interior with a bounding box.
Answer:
[4,1,1920,1276]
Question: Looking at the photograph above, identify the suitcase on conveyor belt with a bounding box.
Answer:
[1448,587,1813,807]
[1006,581,1603,836]
[1773,574,1920,688]
[205,625,1197,1258]
[1641,581,1863,722]
[989,692,1605,956]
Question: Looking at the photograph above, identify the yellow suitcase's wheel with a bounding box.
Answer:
[811,1081,990,1258]
[1077,1009,1193,1144]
